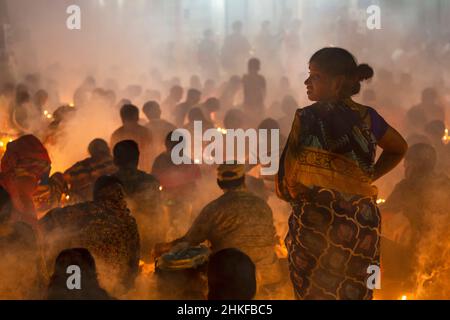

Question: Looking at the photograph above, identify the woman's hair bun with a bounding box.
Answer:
[356,64,374,81]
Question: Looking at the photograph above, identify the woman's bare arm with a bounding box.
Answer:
[372,126,408,182]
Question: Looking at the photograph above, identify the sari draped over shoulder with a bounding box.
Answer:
[276,100,387,300]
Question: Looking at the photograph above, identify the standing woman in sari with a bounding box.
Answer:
[276,48,408,300]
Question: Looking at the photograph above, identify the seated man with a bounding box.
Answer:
[112,140,163,261]
[142,101,176,163]
[111,104,153,172]
[156,163,283,294]
[152,131,202,239]
[64,139,116,202]
[208,248,256,300]
[40,176,140,296]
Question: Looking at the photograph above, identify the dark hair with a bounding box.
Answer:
[113,140,139,168]
[188,107,205,122]
[120,104,139,122]
[203,98,220,113]
[165,130,186,151]
[47,248,111,300]
[217,176,245,190]
[116,98,132,110]
[88,139,110,159]
[248,58,261,71]
[310,47,374,97]
[207,248,256,300]
[170,85,183,98]
[224,109,245,129]
[33,89,49,106]
[16,89,31,105]
[422,87,437,103]
[0,187,12,225]
[142,101,161,120]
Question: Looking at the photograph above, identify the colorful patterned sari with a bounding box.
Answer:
[276,99,388,300]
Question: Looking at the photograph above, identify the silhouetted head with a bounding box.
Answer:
[248,58,261,73]
[47,248,105,300]
[113,140,139,169]
[116,98,132,110]
[143,101,161,120]
[217,163,246,191]
[53,248,97,284]
[16,88,31,106]
[305,47,374,101]
[165,131,185,153]
[203,97,220,114]
[88,139,111,160]
[188,107,205,123]
[169,85,184,101]
[186,89,202,105]
[120,104,139,124]
[258,118,280,131]
[207,248,256,300]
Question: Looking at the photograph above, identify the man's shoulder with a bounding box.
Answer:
[136,124,151,134]
[64,157,92,174]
